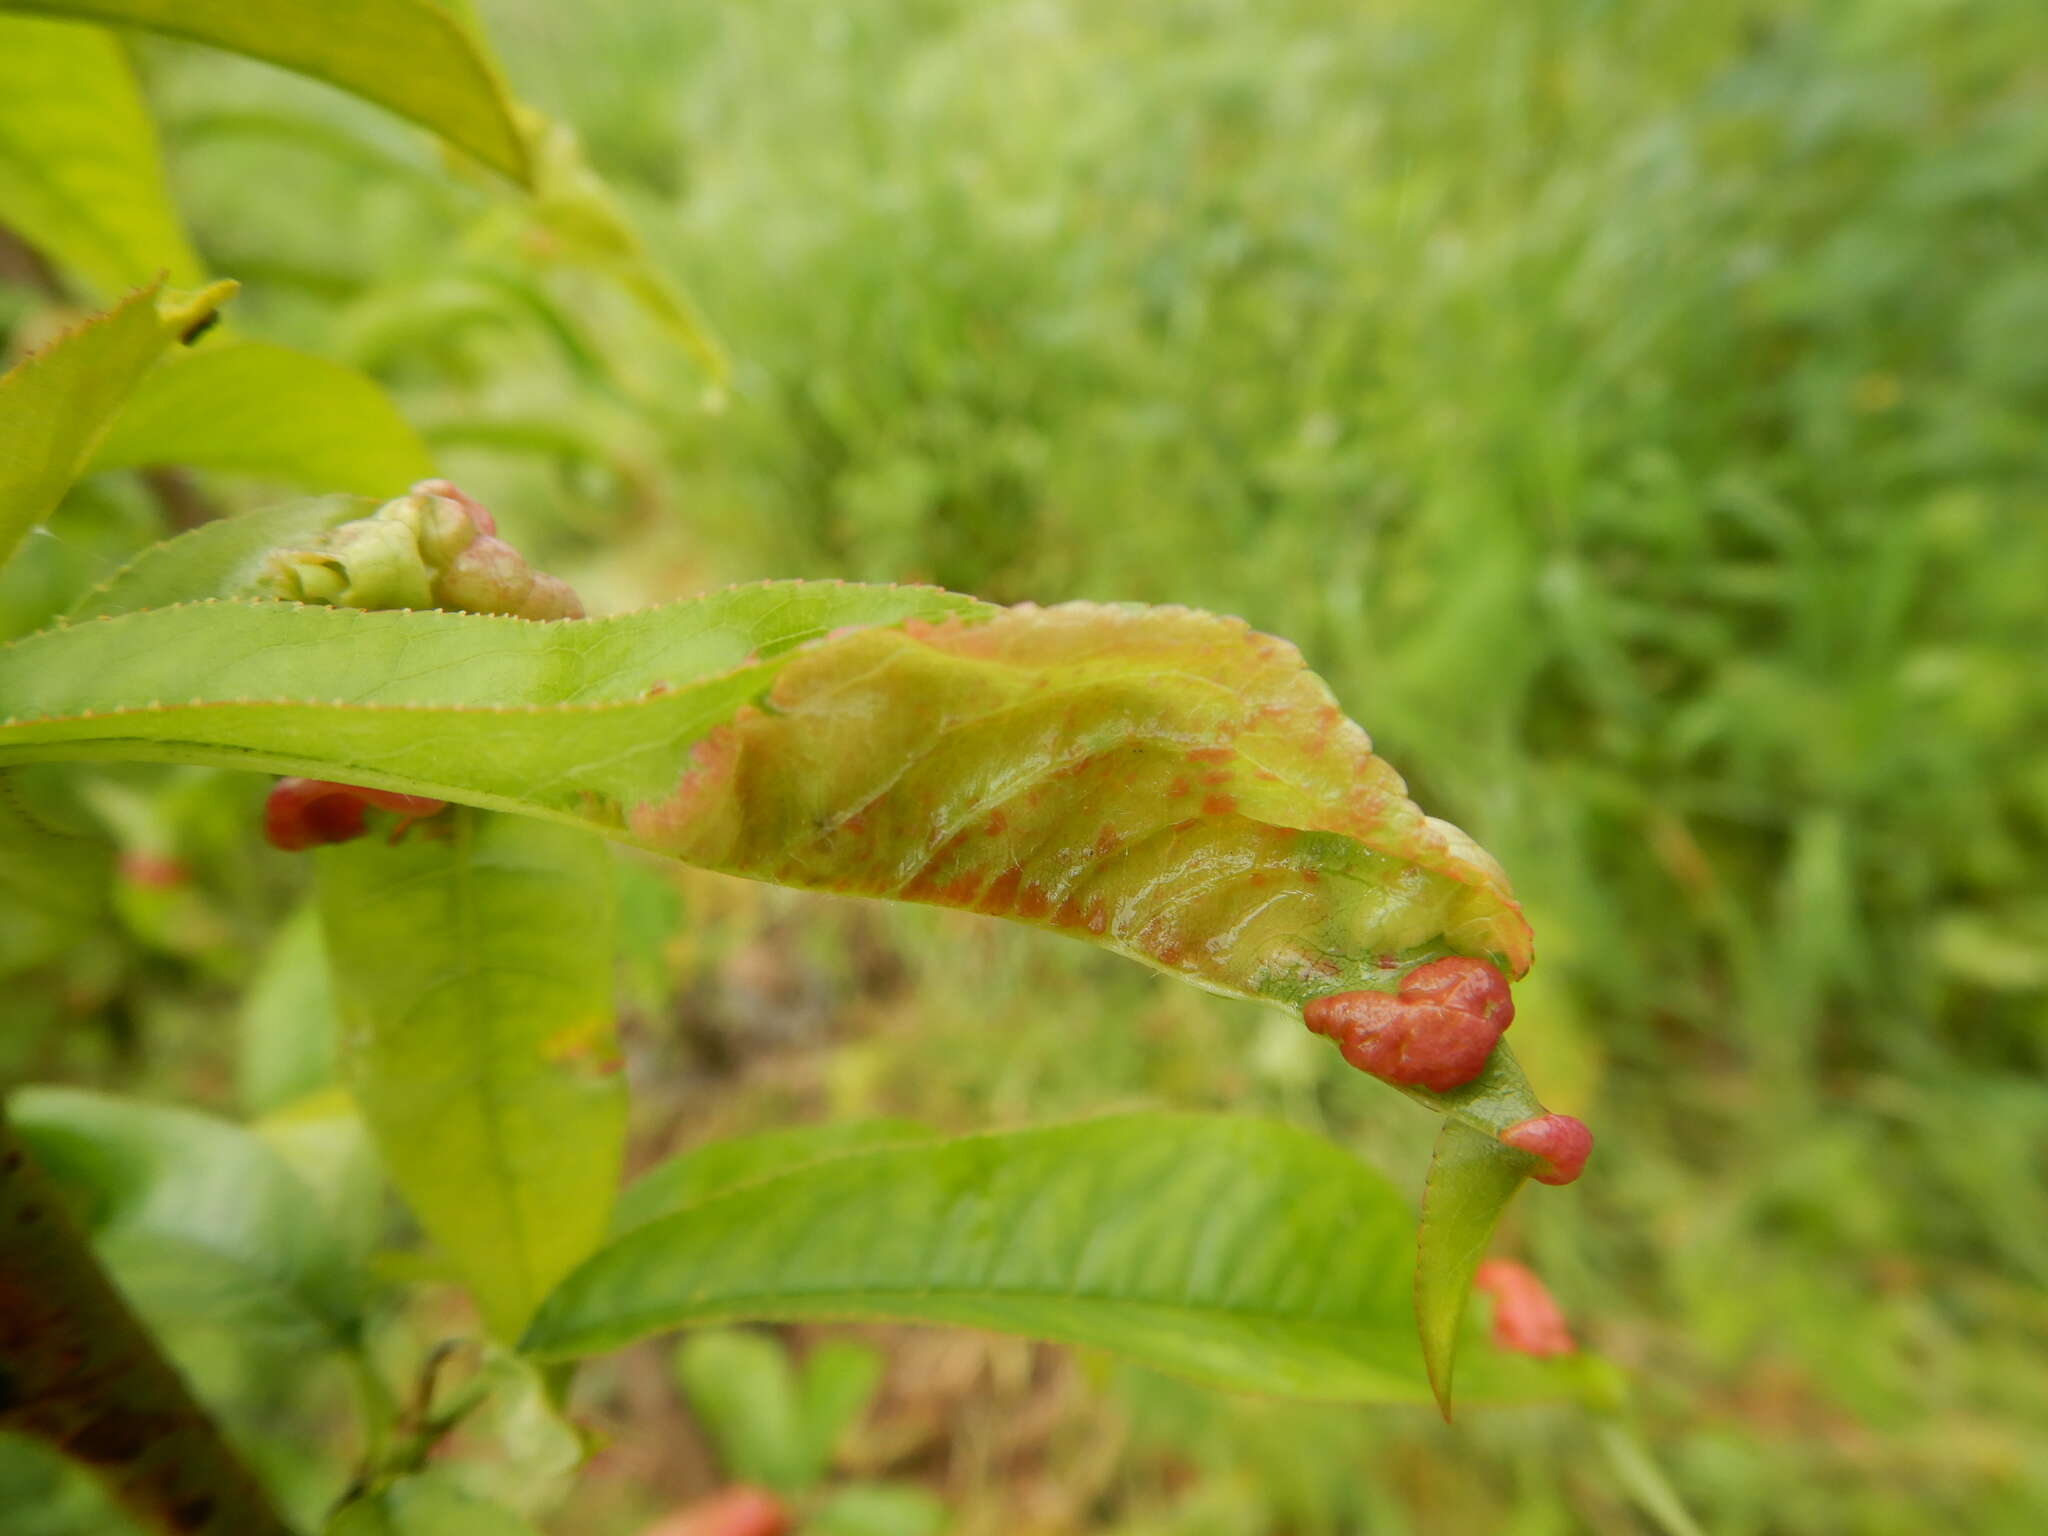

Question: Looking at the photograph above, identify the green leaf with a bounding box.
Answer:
[0,766,110,976]
[614,1120,936,1235]
[808,1483,950,1536]
[316,808,625,1340]
[238,900,342,1115]
[523,1114,1594,1406]
[797,1338,886,1478]
[674,1329,816,1493]
[0,0,532,186]
[0,13,203,296]
[0,278,234,568]
[9,1085,363,1350]
[1414,1118,1529,1417]
[326,1472,543,1536]
[254,1088,384,1268]
[509,113,728,386]
[0,592,1550,1109]
[88,342,434,495]
[66,497,365,621]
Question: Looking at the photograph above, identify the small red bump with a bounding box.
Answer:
[1093,824,1121,856]
[1201,792,1237,816]
[1187,746,1235,764]
[1016,883,1051,920]
[983,810,1008,836]
[1168,776,1191,797]
[1499,1113,1593,1186]
[1083,897,1109,934]
[1472,1260,1576,1357]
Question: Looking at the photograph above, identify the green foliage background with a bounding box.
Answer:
[4,0,2046,1530]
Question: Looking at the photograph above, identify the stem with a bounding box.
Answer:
[0,1101,297,1535]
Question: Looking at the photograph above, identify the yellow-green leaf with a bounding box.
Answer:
[316,809,624,1340]
[0,0,532,186]
[89,341,434,495]
[0,14,203,296]
[0,278,235,567]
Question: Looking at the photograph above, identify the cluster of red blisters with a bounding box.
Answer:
[1302,954,1592,1184]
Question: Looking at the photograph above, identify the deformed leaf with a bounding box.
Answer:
[0,590,1556,1140]
[0,278,235,567]
[316,808,625,1341]
[523,1113,1601,1407]
[0,13,203,296]
[89,341,434,495]
[0,0,532,186]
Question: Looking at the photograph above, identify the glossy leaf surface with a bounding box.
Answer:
[317,808,624,1340]
[0,0,532,186]
[10,1086,362,1350]
[0,588,1549,1139]
[0,279,233,566]
[0,14,202,295]
[525,1114,1599,1406]
[89,341,434,494]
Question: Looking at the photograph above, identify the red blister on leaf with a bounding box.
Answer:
[1302,955,1515,1092]
[264,778,449,852]
[1498,1112,1593,1186]
[1473,1259,1576,1357]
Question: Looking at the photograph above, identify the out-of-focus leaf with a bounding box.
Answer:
[526,1114,1604,1407]
[10,1086,362,1349]
[0,14,202,296]
[509,112,727,386]
[0,766,110,976]
[255,1088,383,1267]
[674,1329,814,1493]
[807,1483,949,1536]
[1415,1118,1529,1416]
[316,808,625,1340]
[0,279,234,567]
[88,342,433,495]
[326,1471,543,1536]
[66,497,364,620]
[438,1350,584,1518]
[797,1339,885,1479]
[238,900,341,1115]
[0,596,1554,1138]
[614,1120,936,1235]
[0,0,532,186]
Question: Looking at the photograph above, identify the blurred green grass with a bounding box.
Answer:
[8,0,2048,1529]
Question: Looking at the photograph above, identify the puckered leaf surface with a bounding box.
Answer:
[0,585,1548,1137]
